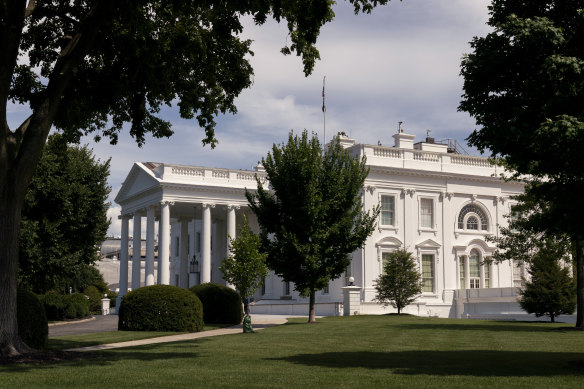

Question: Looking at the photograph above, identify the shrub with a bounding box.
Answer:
[84,285,103,313]
[190,283,242,325]
[118,285,203,332]
[64,293,90,319]
[41,291,66,321]
[17,289,48,350]
[107,290,118,309]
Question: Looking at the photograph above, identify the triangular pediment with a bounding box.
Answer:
[415,239,441,249]
[115,163,161,205]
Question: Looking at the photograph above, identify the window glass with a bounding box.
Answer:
[467,216,479,230]
[469,250,480,288]
[420,198,433,228]
[422,254,434,292]
[457,204,489,230]
[459,256,466,288]
[381,195,395,226]
[381,252,391,274]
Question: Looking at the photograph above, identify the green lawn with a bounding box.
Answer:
[2,315,583,388]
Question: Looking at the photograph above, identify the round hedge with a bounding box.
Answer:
[189,283,242,325]
[41,291,66,320]
[118,285,203,332]
[64,293,90,319]
[17,289,48,350]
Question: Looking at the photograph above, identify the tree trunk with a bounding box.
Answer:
[550,313,555,323]
[308,290,316,323]
[574,238,584,329]
[0,186,30,356]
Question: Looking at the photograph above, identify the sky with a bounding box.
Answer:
[7,0,494,237]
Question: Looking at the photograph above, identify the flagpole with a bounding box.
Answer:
[322,76,326,148]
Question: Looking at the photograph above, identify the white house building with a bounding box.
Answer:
[114,130,528,319]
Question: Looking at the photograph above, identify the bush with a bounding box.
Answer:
[41,291,66,321]
[118,285,203,332]
[64,293,90,319]
[84,285,103,313]
[17,289,48,350]
[190,283,242,325]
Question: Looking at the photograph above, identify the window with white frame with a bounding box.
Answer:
[457,204,489,231]
[484,259,490,288]
[422,254,434,292]
[420,198,434,228]
[381,252,391,274]
[322,283,329,294]
[469,250,481,288]
[380,195,395,226]
[513,260,525,288]
[283,281,291,296]
[459,256,466,288]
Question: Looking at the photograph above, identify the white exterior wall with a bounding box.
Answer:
[115,134,526,318]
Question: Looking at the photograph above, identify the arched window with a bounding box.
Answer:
[457,204,489,231]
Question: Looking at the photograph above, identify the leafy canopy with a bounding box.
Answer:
[247,131,377,313]
[8,0,392,147]
[374,248,422,314]
[18,134,110,294]
[219,214,268,314]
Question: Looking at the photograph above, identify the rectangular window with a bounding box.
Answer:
[381,195,395,226]
[484,263,490,288]
[261,278,266,296]
[322,284,329,294]
[187,234,190,254]
[459,256,466,288]
[422,254,434,292]
[382,252,391,274]
[196,232,201,253]
[175,236,180,257]
[420,198,433,228]
[284,281,291,296]
[513,260,524,288]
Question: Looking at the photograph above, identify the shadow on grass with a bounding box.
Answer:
[0,338,213,373]
[267,350,584,377]
[395,321,570,333]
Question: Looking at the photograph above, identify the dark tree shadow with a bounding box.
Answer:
[267,350,584,377]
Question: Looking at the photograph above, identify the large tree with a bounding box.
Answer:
[0,0,391,355]
[246,131,378,323]
[18,134,110,294]
[459,0,584,328]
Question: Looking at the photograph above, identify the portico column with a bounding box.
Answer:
[145,206,156,286]
[201,203,213,284]
[226,205,238,288]
[159,201,172,285]
[116,214,130,309]
[180,218,189,288]
[131,212,142,290]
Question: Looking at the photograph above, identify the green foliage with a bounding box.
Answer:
[374,249,423,314]
[18,134,110,294]
[118,285,203,332]
[63,293,90,319]
[190,283,243,325]
[247,131,378,320]
[519,250,576,323]
[84,285,103,314]
[459,0,584,328]
[17,289,48,350]
[220,215,268,315]
[40,291,67,321]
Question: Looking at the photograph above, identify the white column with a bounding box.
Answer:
[201,203,212,284]
[131,212,142,290]
[159,201,171,285]
[225,206,238,288]
[157,216,162,284]
[145,206,156,286]
[116,214,130,310]
[180,218,189,289]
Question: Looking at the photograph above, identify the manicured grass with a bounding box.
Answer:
[2,315,583,388]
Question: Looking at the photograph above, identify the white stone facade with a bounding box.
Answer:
[115,132,528,319]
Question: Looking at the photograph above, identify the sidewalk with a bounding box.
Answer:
[60,314,295,352]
